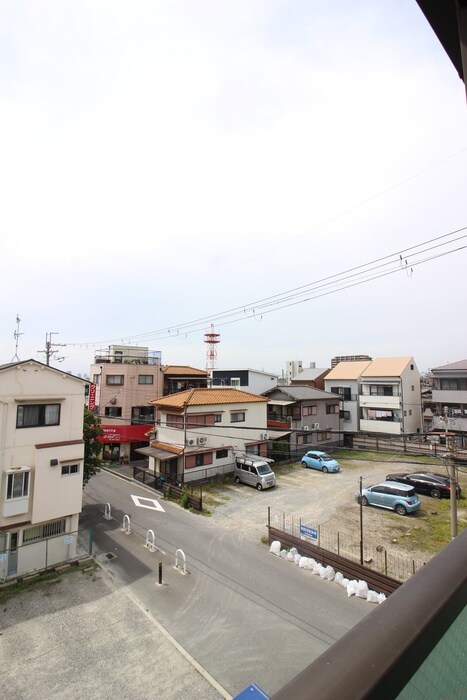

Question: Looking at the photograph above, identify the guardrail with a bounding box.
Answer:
[271,529,467,699]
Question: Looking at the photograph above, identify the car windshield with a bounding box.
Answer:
[321,454,333,461]
[257,464,272,475]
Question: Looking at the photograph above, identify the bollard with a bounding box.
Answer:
[145,529,157,552]
[104,503,112,520]
[158,562,162,585]
[122,514,131,534]
[175,548,187,575]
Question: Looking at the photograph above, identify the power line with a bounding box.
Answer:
[66,225,467,351]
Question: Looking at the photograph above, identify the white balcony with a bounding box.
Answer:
[360,419,402,435]
[359,395,401,409]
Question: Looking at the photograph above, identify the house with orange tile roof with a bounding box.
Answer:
[325,357,422,435]
[146,387,269,483]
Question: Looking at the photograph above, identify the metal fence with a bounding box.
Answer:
[0,528,93,582]
[268,509,427,582]
[350,433,467,461]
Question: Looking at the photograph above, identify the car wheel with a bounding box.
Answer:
[361,496,368,506]
[301,461,307,468]
[431,488,441,499]
[234,476,240,484]
[395,504,407,516]
[256,483,263,491]
[322,466,328,473]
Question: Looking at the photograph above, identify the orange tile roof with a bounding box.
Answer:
[150,387,268,408]
[325,360,371,380]
[162,365,208,376]
[361,357,415,377]
[150,440,184,455]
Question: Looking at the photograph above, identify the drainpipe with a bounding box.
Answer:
[0,401,8,472]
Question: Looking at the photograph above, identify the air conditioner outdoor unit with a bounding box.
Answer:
[197,437,207,445]
[312,423,320,430]
[187,438,195,446]
[302,425,310,431]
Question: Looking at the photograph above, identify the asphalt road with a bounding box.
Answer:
[80,470,372,698]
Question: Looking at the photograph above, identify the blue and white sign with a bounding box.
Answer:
[64,535,73,545]
[300,524,318,541]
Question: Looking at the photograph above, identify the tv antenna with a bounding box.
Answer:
[12,314,23,361]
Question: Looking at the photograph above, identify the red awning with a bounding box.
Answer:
[98,424,152,443]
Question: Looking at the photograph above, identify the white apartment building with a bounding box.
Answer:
[325,357,422,435]
[0,360,88,579]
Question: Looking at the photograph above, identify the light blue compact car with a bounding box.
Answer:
[355,481,421,516]
[301,451,340,473]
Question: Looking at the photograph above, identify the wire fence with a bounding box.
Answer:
[269,509,428,582]
[0,528,93,582]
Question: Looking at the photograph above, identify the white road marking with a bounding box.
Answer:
[131,494,165,512]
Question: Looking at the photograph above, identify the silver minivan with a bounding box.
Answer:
[234,458,276,490]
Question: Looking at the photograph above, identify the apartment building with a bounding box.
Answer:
[0,360,87,578]
[325,357,422,435]
[431,359,467,447]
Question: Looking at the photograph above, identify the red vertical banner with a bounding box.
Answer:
[88,383,96,411]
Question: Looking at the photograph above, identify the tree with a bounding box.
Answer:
[83,408,103,487]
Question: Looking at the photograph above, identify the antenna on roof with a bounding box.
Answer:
[12,314,23,361]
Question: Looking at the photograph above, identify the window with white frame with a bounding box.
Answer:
[6,471,29,499]
[230,378,241,387]
[230,412,245,423]
[61,464,80,476]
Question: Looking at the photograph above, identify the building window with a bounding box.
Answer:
[216,449,228,459]
[185,452,213,468]
[61,464,79,476]
[369,385,394,397]
[23,519,66,543]
[138,375,154,385]
[302,405,317,416]
[166,414,184,428]
[230,378,241,387]
[16,404,60,428]
[104,407,122,418]
[214,414,222,423]
[132,406,154,424]
[230,412,245,423]
[326,404,339,414]
[340,410,351,421]
[6,471,29,499]
[107,375,124,385]
[317,431,331,442]
[187,414,215,427]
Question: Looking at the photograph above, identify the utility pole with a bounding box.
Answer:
[38,332,66,366]
[443,406,458,539]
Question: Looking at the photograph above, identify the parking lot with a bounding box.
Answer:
[205,453,467,562]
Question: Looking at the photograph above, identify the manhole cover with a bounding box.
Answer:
[105,552,116,560]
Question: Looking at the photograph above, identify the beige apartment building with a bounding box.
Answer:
[0,360,88,579]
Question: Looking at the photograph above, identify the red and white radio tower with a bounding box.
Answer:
[204,324,221,377]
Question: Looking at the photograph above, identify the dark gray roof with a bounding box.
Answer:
[264,385,338,401]
[431,360,467,372]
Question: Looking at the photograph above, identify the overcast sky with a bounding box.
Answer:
[1,1,466,379]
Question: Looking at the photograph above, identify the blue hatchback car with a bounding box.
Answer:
[355,481,421,516]
[301,451,340,473]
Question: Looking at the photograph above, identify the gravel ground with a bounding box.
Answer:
[0,564,228,700]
